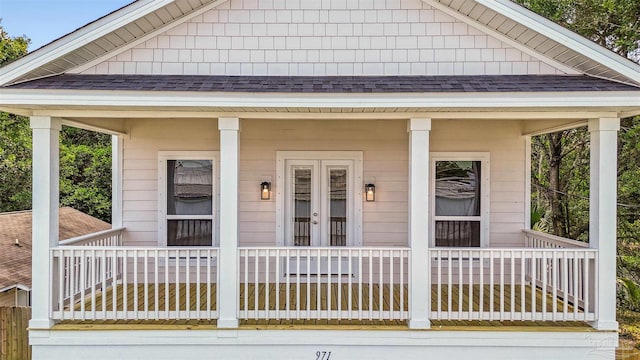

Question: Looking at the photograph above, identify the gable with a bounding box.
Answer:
[74,0,572,77]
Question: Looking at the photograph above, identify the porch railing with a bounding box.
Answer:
[50,246,219,321]
[523,229,589,249]
[58,227,125,246]
[238,247,410,321]
[49,233,598,325]
[429,247,597,321]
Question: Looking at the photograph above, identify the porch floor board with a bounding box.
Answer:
[56,283,588,329]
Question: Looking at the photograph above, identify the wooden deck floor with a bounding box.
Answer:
[56,283,588,329]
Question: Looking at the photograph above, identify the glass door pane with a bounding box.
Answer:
[293,167,312,246]
[328,168,347,246]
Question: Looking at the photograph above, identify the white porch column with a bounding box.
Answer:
[588,117,619,331]
[111,134,123,228]
[29,116,62,329]
[408,118,431,329]
[218,117,240,328]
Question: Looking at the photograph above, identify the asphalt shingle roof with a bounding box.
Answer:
[0,208,111,290]
[6,74,639,93]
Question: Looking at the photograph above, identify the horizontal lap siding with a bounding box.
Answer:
[122,118,525,248]
[239,119,409,247]
[122,118,220,246]
[431,120,526,247]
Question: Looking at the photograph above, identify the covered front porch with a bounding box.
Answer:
[25,111,619,331]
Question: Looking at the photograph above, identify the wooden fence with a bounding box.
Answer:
[0,307,30,360]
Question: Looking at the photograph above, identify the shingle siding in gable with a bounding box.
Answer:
[76,0,572,77]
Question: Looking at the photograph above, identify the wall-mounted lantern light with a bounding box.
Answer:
[260,181,271,200]
[365,183,376,202]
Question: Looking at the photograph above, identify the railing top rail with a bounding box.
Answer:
[523,229,590,248]
[238,246,411,250]
[51,245,220,251]
[430,246,597,252]
[58,227,126,246]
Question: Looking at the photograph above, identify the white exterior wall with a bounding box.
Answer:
[431,119,526,247]
[122,118,220,246]
[121,118,525,247]
[76,0,571,76]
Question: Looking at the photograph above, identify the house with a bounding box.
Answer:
[0,208,111,307]
[0,0,639,358]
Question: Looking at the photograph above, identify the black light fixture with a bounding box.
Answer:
[365,183,376,202]
[260,181,271,200]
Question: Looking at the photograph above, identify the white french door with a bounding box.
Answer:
[276,151,362,247]
[284,159,353,247]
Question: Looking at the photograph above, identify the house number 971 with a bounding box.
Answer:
[315,351,332,360]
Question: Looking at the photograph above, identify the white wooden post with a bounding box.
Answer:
[29,116,61,329]
[111,134,123,228]
[588,117,619,331]
[218,117,240,328]
[408,118,431,329]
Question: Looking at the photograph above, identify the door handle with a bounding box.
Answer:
[312,221,318,225]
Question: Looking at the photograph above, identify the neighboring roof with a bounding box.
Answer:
[6,74,639,93]
[0,0,638,87]
[0,208,111,290]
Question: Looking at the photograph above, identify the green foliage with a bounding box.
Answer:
[0,21,29,66]
[0,24,112,222]
[0,113,32,211]
[59,132,112,222]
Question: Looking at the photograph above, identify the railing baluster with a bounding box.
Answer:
[358,249,363,321]
[458,249,462,320]
[153,249,158,319]
[306,248,311,320]
[448,250,453,321]
[437,250,442,319]
[80,249,86,320]
[265,248,270,318]
[348,249,353,320]
[510,250,515,320]
[196,249,201,319]
[378,249,383,320]
[520,250,525,320]
[489,250,493,321]
[479,250,484,319]
[254,249,259,320]
[469,249,473,319]
[275,249,280,320]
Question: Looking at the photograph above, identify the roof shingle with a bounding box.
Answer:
[6,74,639,93]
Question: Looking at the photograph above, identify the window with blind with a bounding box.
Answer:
[158,152,217,247]
[431,153,490,248]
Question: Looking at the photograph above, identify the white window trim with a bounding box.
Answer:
[158,151,219,247]
[430,152,490,247]
[276,151,363,247]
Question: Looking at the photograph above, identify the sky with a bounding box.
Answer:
[0,0,133,51]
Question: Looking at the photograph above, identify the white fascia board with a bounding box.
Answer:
[0,0,177,86]
[475,0,640,83]
[0,89,638,109]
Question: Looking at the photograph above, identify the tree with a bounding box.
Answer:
[0,23,31,211]
[0,22,29,66]
[0,24,112,222]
